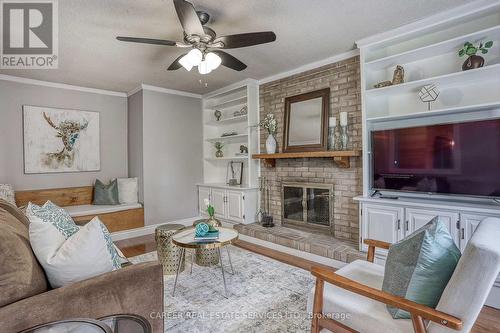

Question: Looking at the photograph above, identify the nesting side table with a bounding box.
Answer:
[155,224,186,275]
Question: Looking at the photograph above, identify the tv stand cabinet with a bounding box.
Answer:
[354,195,500,308]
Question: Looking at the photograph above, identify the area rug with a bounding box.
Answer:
[129,245,315,332]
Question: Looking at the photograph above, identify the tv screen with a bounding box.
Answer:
[371,119,500,198]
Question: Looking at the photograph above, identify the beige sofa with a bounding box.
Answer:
[0,199,164,332]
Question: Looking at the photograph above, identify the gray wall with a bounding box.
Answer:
[0,80,128,190]
[142,90,203,225]
[127,91,144,202]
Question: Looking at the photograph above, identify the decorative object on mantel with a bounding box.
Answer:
[340,111,349,151]
[328,116,337,150]
[214,141,224,158]
[204,198,222,228]
[419,84,440,110]
[259,113,278,154]
[226,161,243,186]
[253,150,361,168]
[459,40,493,71]
[214,110,222,121]
[23,105,100,174]
[233,105,248,117]
[221,131,238,137]
[283,88,329,153]
[373,65,405,88]
[258,177,274,227]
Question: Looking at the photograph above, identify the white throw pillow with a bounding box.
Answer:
[0,184,16,206]
[27,201,121,288]
[116,177,139,204]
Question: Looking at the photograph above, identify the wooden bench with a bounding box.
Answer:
[15,186,144,232]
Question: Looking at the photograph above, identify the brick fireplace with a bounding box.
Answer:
[258,56,362,242]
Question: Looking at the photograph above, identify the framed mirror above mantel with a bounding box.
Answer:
[283,88,330,153]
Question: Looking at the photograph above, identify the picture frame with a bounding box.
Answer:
[226,161,244,186]
[282,88,329,153]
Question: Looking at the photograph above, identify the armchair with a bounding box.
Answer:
[309,218,500,333]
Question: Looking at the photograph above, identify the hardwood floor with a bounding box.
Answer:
[115,235,500,333]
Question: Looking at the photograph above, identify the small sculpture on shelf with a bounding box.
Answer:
[233,105,248,117]
[373,65,405,88]
[221,131,238,137]
[419,84,440,110]
[214,110,222,121]
[459,40,493,71]
[237,145,248,155]
[214,141,224,158]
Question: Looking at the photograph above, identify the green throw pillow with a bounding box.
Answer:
[93,179,120,205]
[382,217,461,319]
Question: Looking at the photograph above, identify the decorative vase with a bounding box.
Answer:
[206,216,222,228]
[462,55,484,71]
[340,125,349,151]
[215,149,223,158]
[266,134,277,154]
[328,126,336,150]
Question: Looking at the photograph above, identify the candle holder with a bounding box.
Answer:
[328,125,336,150]
[340,125,349,150]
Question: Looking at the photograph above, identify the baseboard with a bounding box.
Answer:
[237,233,347,270]
[110,216,200,241]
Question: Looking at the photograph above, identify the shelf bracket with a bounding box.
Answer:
[262,158,276,168]
[333,156,350,168]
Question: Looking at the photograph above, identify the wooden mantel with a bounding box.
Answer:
[252,150,361,168]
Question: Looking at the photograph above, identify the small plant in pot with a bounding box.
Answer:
[458,40,493,71]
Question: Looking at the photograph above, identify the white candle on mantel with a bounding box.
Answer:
[340,112,348,126]
[329,116,336,127]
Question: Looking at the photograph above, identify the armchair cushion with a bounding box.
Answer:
[307,260,413,333]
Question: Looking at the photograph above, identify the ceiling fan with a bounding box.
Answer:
[116,0,276,74]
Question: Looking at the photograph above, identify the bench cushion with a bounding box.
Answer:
[64,203,142,217]
[308,260,413,333]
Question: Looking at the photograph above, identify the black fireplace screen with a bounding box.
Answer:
[282,183,333,228]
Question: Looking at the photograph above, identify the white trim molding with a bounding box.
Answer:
[111,216,200,241]
[202,78,259,99]
[127,84,202,99]
[0,74,127,97]
[258,49,359,85]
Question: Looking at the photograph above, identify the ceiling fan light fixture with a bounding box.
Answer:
[198,59,212,74]
[205,52,222,70]
[179,54,194,71]
[185,48,203,66]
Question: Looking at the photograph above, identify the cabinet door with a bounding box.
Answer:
[198,187,211,216]
[226,190,244,223]
[210,189,226,219]
[405,208,460,247]
[362,204,404,252]
[459,214,491,252]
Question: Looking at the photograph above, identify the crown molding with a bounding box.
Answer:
[356,0,500,48]
[258,49,359,85]
[0,74,127,97]
[202,78,259,99]
[127,84,202,99]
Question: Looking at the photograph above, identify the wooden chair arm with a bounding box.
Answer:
[311,266,462,331]
[363,239,391,262]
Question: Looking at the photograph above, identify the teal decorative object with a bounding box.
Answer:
[382,217,461,319]
[195,223,210,237]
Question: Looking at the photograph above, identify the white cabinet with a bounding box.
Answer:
[197,185,257,224]
[361,204,403,252]
[405,208,460,247]
[459,214,490,252]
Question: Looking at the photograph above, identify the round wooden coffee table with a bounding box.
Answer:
[171,227,238,297]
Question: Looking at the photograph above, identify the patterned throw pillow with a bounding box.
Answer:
[93,179,120,205]
[0,184,16,206]
[382,217,461,319]
[26,201,79,238]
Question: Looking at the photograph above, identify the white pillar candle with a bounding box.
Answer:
[329,116,336,127]
[340,112,348,126]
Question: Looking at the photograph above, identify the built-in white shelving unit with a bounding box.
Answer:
[201,80,260,188]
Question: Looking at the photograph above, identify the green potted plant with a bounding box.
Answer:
[204,198,221,228]
[458,40,493,71]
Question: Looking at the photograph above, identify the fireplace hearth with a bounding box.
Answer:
[282,182,334,234]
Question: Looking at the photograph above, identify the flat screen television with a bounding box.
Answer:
[371,119,500,198]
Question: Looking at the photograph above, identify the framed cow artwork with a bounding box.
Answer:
[23,105,100,174]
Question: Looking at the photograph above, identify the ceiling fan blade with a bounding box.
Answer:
[213,31,276,49]
[116,36,177,46]
[167,53,187,70]
[211,51,247,71]
[173,0,205,36]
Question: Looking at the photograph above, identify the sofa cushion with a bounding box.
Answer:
[63,203,142,217]
[0,199,30,227]
[26,201,79,238]
[307,260,413,333]
[0,207,48,307]
[382,217,461,319]
[116,178,139,204]
[93,179,120,205]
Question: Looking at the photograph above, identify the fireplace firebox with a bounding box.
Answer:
[281,182,334,233]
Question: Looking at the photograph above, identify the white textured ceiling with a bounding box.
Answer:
[0,0,469,94]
